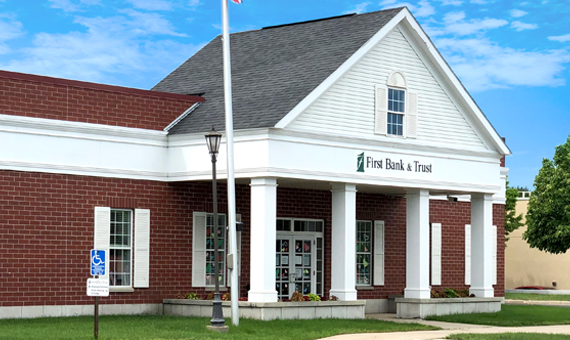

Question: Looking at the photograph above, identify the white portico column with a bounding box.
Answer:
[405,189,430,299]
[469,193,494,298]
[248,178,278,302]
[330,183,358,301]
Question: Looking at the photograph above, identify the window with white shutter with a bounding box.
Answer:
[94,207,150,290]
[375,72,419,138]
[192,212,227,288]
[431,223,442,286]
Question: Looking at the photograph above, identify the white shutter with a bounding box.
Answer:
[491,225,497,285]
[375,85,388,135]
[373,220,385,286]
[227,214,242,288]
[407,91,418,138]
[134,209,150,288]
[94,207,110,282]
[465,224,471,285]
[431,223,442,286]
[192,212,207,287]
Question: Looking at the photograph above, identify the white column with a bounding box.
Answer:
[330,183,357,301]
[469,193,494,297]
[248,178,278,302]
[405,189,430,299]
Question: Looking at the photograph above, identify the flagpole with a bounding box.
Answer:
[222,0,239,326]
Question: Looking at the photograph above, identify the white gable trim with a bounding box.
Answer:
[275,8,510,156]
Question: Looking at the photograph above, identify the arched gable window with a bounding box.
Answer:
[374,72,418,138]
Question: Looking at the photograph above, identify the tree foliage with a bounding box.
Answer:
[523,136,570,254]
[505,180,523,242]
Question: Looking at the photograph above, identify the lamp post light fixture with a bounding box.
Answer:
[205,128,228,332]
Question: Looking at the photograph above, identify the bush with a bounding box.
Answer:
[328,295,339,301]
[307,293,321,301]
[291,291,304,302]
[443,288,458,298]
[187,292,199,300]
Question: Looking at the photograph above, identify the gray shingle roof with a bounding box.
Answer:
[152,8,403,135]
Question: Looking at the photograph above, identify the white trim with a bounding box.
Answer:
[164,102,201,132]
[465,224,471,285]
[0,113,167,142]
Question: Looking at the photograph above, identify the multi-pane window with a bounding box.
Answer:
[356,221,373,286]
[205,214,227,286]
[110,209,132,287]
[388,88,405,136]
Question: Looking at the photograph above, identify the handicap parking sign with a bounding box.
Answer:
[91,249,106,276]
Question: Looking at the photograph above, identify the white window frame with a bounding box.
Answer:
[109,209,133,288]
[387,88,406,136]
[375,71,418,138]
[206,213,227,287]
[356,220,373,286]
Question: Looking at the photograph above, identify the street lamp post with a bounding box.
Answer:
[205,128,228,332]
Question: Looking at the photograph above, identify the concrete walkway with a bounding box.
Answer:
[320,312,570,340]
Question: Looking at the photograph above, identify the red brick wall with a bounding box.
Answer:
[0,71,203,131]
[0,170,505,307]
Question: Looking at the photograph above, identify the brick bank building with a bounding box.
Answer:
[0,7,509,319]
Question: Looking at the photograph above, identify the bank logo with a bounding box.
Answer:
[357,152,365,172]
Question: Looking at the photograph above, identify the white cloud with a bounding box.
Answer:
[435,37,570,91]
[438,0,462,5]
[549,34,570,42]
[48,0,81,12]
[511,21,538,31]
[443,11,465,23]
[445,17,508,35]
[0,14,24,54]
[125,0,173,11]
[509,9,527,18]
[0,9,196,87]
[344,2,372,14]
[379,0,435,17]
[187,0,199,6]
[48,0,100,12]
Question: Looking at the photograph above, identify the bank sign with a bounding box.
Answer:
[357,152,433,174]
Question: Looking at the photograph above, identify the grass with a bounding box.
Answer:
[506,293,570,301]
[0,315,438,340]
[427,304,570,327]
[446,334,570,340]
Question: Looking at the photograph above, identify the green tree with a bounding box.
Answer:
[523,136,570,254]
[505,180,523,243]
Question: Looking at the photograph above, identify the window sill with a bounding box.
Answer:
[356,286,374,291]
[110,286,135,293]
[205,287,228,292]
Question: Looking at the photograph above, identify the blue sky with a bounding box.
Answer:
[0,0,568,190]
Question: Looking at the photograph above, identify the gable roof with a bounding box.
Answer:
[152,8,402,134]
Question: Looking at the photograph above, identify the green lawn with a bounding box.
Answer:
[447,334,570,340]
[0,315,438,340]
[506,293,570,301]
[428,305,570,327]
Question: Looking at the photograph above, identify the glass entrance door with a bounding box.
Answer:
[276,236,315,300]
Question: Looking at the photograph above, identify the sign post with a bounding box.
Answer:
[88,250,108,340]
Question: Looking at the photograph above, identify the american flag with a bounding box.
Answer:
[231,0,242,3]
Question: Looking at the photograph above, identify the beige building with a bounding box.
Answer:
[506,192,570,290]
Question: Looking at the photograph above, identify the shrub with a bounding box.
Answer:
[291,291,304,302]
[187,292,199,300]
[307,293,321,301]
[206,292,215,300]
[222,293,231,301]
[328,295,339,301]
[443,288,458,298]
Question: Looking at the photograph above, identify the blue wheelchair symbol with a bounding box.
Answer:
[91,250,106,276]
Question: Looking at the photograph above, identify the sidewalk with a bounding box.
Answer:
[320,312,570,340]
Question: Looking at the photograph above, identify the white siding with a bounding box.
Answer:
[288,26,487,151]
